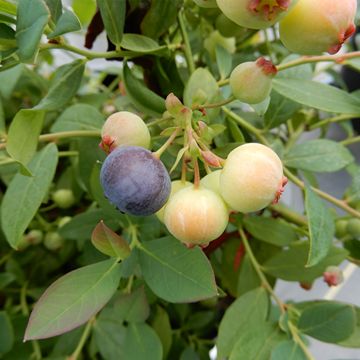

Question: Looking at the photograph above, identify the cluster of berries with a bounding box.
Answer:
[99,112,286,248]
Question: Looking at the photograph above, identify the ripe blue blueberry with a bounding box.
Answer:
[100,146,171,216]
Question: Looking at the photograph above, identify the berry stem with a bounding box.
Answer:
[181,156,187,182]
[178,10,196,74]
[153,127,181,159]
[288,321,316,360]
[341,135,360,146]
[239,228,286,314]
[193,158,201,188]
[284,168,360,219]
[0,130,101,151]
[68,316,96,360]
[276,51,360,71]
[192,96,236,110]
[309,114,355,130]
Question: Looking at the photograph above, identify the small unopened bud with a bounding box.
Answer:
[299,282,313,291]
[165,93,184,116]
[25,230,43,245]
[201,150,223,168]
[323,266,344,287]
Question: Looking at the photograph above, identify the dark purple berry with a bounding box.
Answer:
[100,146,171,216]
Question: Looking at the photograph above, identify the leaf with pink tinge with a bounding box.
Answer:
[92,221,131,258]
[24,259,122,341]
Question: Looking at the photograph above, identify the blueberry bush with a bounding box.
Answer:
[0,0,360,359]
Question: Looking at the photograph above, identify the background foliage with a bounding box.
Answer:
[0,0,360,359]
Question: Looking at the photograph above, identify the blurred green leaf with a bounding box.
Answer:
[244,217,298,246]
[216,45,232,79]
[285,140,354,173]
[263,242,347,282]
[6,109,44,172]
[270,340,307,360]
[305,185,335,267]
[34,59,85,111]
[51,104,104,132]
[114,286,149,323]
[1,144,58,249]
[24,259,122,340]
[141,0,183,39]
[152,306,172,359]
[298,302,356,343]
[339,307,360,348]
[16,0,50,62]
[121,34,164,54]
[138,236,218,303]
[48,9,81,39]
[123,62,166,116]
[217,288,269,358]
[44,0,62,22]
[72,0,96,25]
[230,323,286,360]
[0,311,14,355]
[0,64,23,98]
[273,78,360,115]
[97,0,125,47]
[0,0,16,15]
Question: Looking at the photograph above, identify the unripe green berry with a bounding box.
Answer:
[335,219,348,239]
[216,0,298,30]
[347,218,360,239]
[200,170,222,196]
[100,111,151,153]
[44,232,64,251]
[220,143,286,213]
[58,216,72,228]
[230,58,277,104]
[156,180,192,223]
[25,229,43,245]
[164,186,229,247]
[52,189,75,209]
[279,0,357,55]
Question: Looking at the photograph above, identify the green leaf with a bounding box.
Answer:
[44,0,62,22]
[121,34,164,54]
[16,0,50,62]
[264,91,301,129]
[230,323,286,360]
[123,323,163,360]
[140,0,183,39]
[184,67,220,108]
[339,307,360,348]
[47,9,81,39]
[97,0,125,47]
[272,78,360,115]
[285,139,354,172]
[243,217,297,246]
[34,59,85,111]
[270,340,307,360]
[51,104,104,132]
[114,286,150,323]
[0,64,23,98]
[1,144,58,249]
[0,0,17,15]
[263,242,348,282]
[93,308,126,360]
[217,288,269,358]
[123,62,166,116]
[237,254,261,296]
[298,302,356,343]
[91,221,131,259]
[24,259,122,340]
[305,185,335,267]
[6,109,44,171]
[216,45,232,79]
[152,306,172,359]
[72,0,96,25]
[59,209,120,241]
[138,236,218,303]
[0,23,16,51]
[0,311,14,355]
